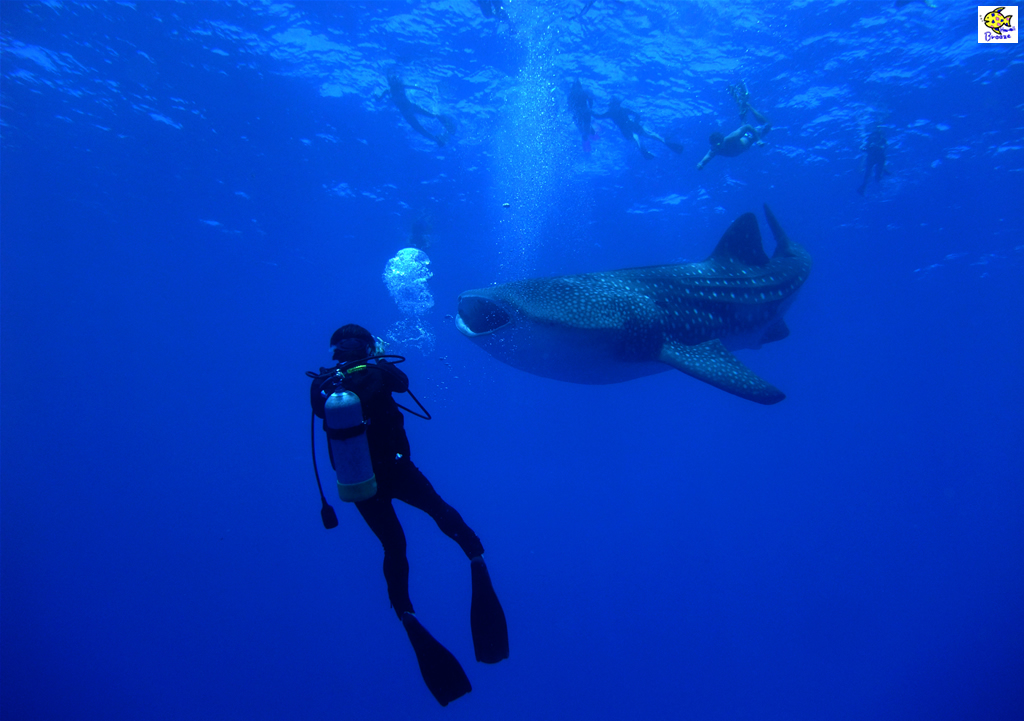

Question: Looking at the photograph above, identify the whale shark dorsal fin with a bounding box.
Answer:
[706,212,770,267]
[659,339,785,405]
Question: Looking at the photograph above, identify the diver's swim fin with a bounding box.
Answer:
[401,612,472,706]
[470,557,509,664]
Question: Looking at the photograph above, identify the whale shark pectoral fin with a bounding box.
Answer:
[760,319,790,344]
[659,339,786,405]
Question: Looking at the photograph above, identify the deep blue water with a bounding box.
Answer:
[2,2,1023,719]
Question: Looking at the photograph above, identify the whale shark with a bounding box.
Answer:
[455,205,811,404]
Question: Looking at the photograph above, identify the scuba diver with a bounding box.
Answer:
[307,325,508,706]
[696,81,772,170]
[593,98,684,159]
[568,78,598,152]
[382,68,456,147]
[857,127,889,196]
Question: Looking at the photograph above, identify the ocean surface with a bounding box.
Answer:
[2,2,1022,719]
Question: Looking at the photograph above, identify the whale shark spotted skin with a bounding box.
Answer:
[455,205,811,404]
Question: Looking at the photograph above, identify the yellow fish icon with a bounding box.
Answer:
[984,6,1014,35]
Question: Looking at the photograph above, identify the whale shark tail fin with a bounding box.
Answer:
[763,204,797,258]
[659,339,785,405]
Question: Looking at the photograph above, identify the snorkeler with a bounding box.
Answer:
[477,1,515,32]
[696,81,772,170]
[857,127,889,196]
[568,79,598,152]
[382,68,456,147]
[571,0,599,21]
[593,97,684,159]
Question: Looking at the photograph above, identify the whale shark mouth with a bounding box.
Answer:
[456,294,512,337]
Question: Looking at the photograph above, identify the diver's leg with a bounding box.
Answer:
[633,133,654,159]
[410,101,439,119]
[392,461,484,558]
[729,82,748,119]
[645,129,683,153]
[642,128,663,143]
[392,461,507,664]
[407,103,453,143]
[749,106,769,125]
[360,477,472,705]
[857,164,871,195]
[355,494,413,618]
[400,111,443,145]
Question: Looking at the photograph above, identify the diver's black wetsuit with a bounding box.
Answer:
[568,78,596,148]
[310,360,483,618]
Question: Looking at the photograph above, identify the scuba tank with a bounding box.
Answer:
[306,354,431,528]
[324,390,377,502]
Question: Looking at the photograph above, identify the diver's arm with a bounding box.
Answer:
[696,148,715,170]
[310,370,344,418]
